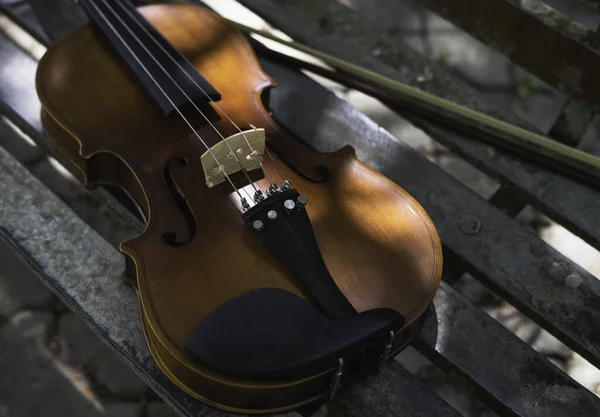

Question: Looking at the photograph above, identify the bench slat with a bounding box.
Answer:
[0,31,42,135]
[0,26,146,247]
[1,7,600,412]
[346,0,596,146]
[0,75,464,417]
[0,10,461,416]
[419,283,600,417]
[390,0,600,109]
[0,0,48,43]
[7,2,600,410]
[577,0,600,12]
[338,0,600,248]
[237,0,600,253]
[259,58,600,410]
[240,0,600,359]
[338,361,462,417]
[0,145,300,417]
[409,116,600,248]
[26,0,600,255]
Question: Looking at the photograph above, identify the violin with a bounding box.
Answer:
[35,0,442,413]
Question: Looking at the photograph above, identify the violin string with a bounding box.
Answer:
[264,143,285,182]
[86,0,247,204]
[245,121,285,183]
[244,123,288,184]
[101,0,264,201]
[113,0,279,190]
[105,3,318,277]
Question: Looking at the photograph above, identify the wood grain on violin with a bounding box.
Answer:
[36,2,442,412]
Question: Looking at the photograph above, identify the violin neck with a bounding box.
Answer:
[78,0,221,117]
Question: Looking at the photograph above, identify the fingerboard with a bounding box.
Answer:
[79,0,221,117]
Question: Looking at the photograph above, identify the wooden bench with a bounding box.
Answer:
[1,0,600,416]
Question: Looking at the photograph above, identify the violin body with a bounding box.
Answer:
[36,3,442,413]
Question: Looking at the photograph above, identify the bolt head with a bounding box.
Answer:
[252,220,264,231]
[457,215,481,235]
[267,210,278,221]
[297,195,309,207]
[283,199,296,213]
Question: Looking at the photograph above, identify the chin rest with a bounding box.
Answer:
[184,288,404,380]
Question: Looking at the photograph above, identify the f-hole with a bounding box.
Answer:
[163,157,197,247]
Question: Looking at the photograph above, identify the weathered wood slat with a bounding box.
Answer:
[7,2,600,415]
[28,0,88,41]
[260,55,600,379]
[418,283,600,417]
[337,361,461,417]
[347,0,596,146]
[548,100,595,146]
[393,0,600,109]
[342,0,600,229]
[407,115,600,247]
[236,0,600,253]
[338,360,463,417]
[0,0,47,43]
[261,58,600,415]
[0,145,248,417]
[0,31,42,135]
[3,69,593,415]
[577,0,600,13]
[0,68,466,417]
[0,30,143,247]
[0,7,458,417]
[0,116,141,247]
[237,0,540,126]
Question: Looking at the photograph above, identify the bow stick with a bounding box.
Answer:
[175,0,600,188]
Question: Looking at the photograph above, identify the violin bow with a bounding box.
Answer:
[173,0,600,188]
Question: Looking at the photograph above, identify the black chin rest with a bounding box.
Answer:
[184,288,404,380]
